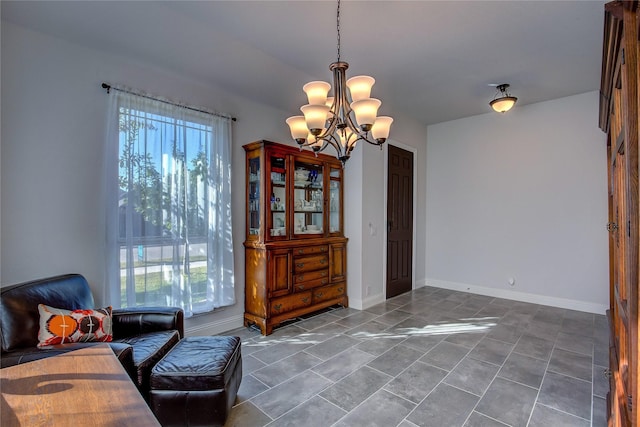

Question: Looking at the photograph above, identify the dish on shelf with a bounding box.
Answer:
[270,227,286,236]
[294,170,308,181]
[272,180,286,186]
[295,229,323,234]
[294,180,309,187]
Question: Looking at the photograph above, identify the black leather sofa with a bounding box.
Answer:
[0,273,184,398]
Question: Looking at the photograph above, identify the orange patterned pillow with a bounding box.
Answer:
[37,304,113,347]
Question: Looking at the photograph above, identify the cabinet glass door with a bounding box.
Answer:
[293,159,323,236]
[248,156,261,236]
[269,155,287,238]
[329,167,341,234]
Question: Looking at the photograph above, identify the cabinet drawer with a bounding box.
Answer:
[294,276,329,292]
[312,282,346,304]
[293,245,328,256]
[294,254,328,273]
[270,291,312,316]
[293,269,328,284]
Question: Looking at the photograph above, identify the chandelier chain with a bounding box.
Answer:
[336,0,341,62]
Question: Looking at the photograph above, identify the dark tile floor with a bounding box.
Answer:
[223,286,609,427]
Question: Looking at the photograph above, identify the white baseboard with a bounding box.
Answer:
[349,297,364,310]
[185,314,245,337]
[352,279,427,311]
[426,278,608,315]
[362,293,386,310]
[415,277,428,289]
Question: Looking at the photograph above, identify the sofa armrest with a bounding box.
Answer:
[112,307,184,340]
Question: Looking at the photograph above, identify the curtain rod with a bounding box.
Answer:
[101,83,237,122]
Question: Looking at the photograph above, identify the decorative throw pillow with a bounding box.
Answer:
[37,304,113,348]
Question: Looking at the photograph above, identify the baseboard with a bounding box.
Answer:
[415,277,428,289]
[362,293,386,310]
[426,278,608,315]
[352,279,427,311]
[184,314,245,337]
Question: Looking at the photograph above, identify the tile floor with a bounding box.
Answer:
[223,286,609,427]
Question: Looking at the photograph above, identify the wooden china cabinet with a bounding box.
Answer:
[243,140,348,335]
[599,1,639,426]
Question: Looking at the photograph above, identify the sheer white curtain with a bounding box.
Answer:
[105,88,234,317]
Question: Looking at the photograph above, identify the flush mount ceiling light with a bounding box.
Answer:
[286,0,392,164]
[490,84,518,113]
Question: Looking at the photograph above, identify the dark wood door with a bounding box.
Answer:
[386,145,413,298]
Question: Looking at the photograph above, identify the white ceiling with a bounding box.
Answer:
[1,0,606,125]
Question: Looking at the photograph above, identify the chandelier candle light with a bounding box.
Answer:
[286,0,393,164]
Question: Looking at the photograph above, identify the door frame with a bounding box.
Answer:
[383,141,418,300]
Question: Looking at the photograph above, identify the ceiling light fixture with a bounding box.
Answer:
[490,84,518,113]
[286,0,392,164]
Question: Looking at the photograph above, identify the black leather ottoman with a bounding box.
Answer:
[149,336,242,427]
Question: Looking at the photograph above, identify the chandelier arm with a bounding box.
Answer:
[321,133,342,153]
[317,112,340,141]
[321,131,347,159]
[352,132,381,148]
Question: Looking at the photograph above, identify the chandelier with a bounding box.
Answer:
[286,0,392,164]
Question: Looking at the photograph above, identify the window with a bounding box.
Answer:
[105,89,234,317]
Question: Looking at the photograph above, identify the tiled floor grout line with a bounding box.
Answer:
[535,401,592,423]
[462,323,525,426]
[386,295,516,426]
[323,308,432,427]
[525,326,554,427]
[227,288,606,427]
[394,333,479,426]
[264,374,338,426]
[592,365,602,424]
[311,317,411,427]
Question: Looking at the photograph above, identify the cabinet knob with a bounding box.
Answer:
[296,263,305,268]
[320,259,326,264]
[297,285,305,290]
[301,297,310,304]
[274,304,282,312]
[338,287,344,293]
[321,279,327,285]
[606,222,619,232]
[298,249,304,254]
[315,292,323,298]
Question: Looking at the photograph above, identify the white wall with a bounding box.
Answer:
[426,91,609,313]
[1,20,430,333]
[348,115,429,309]
[0,21,294,334]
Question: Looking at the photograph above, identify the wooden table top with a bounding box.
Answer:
[1,344,160,426]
